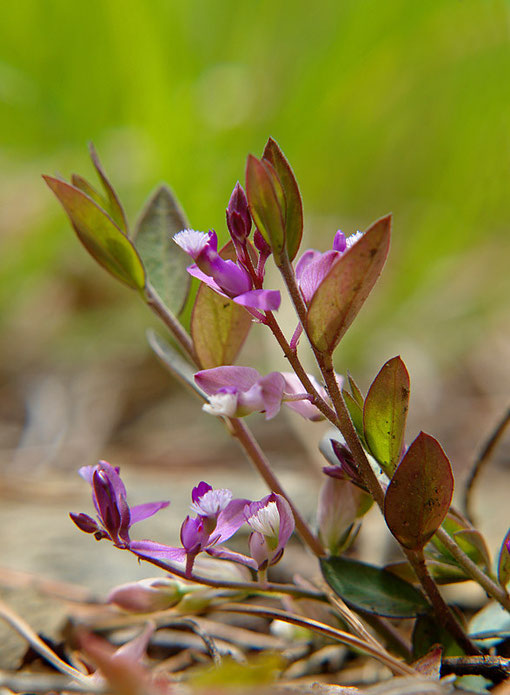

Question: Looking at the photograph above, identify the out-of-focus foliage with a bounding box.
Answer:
[1,0,509,370]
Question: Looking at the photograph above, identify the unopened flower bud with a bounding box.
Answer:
[317,477,372,555]
[108,578,184,613]
[226,182,251,243]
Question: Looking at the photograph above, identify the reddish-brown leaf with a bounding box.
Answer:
[384,432,454,550]
[306,215,391,354]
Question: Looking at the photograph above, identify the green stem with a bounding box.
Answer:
[435,527,510,611]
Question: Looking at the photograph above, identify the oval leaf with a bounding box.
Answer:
[262,138,303,261]
[44,176,145,290]
[133,185,191,315]
[498,529,510,588]
[89,143,128,233]
[364,356,410,475]
[246,154,286,260]
[321,556,429,618]
[307,215,391,354]
[191,242,253,368]
[384,432,454,550]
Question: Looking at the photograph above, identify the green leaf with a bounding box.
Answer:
[245,154,286,261]
[413,615,462,659]
[191,241,253,368]
[89,143,128,233]
[262,138,303,261]
[71,174,106,209]
[384,432,454,550]
[44,176,145,290]
[133,185,191,315]
[347,374,364,408]
[321,556,429,618]
[498,529,510,587]
[306,215,391,354]
[363,356,410,475]
[430,511,491,572]
[342,389,364,440]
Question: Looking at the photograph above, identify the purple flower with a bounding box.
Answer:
[70,461,169,548]
[244,493,295,570]
[194,366,329,421]
[295,230,363,304]
[130,482,249,577]
[226,182,251,244]
[323,440,365,489]
[195,366,286,420]
[174,229,280,311]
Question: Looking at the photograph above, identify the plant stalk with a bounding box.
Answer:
[435,527,510,611]
[407,548,481,656]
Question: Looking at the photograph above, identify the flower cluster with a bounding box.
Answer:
[72,464,295,579]
[174,184,280,313]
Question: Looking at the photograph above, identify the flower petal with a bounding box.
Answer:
[129,540,186,562]
[130,501,170,525]
[298,249,339,303]
[195,366,261,394]
[215,498,251,543]
[234,289,281,311]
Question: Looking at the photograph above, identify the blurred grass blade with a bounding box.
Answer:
[89,143,128,233]
[307,215,391,354]
[146,329,206,401]
[44,176,146,290]
[364,356,410,475]
[133,185,191,315]
[262,138,303,261]
[384,432,454,550]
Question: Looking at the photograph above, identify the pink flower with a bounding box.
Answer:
[244,494,295,570]
[295,230,363,304]
[70,461,169,548]
[174,229,280,311]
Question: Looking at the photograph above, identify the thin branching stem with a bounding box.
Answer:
[435,527,510,610]
[144,284,323,557]
[144,282,196,360]
[229,418,325,556]
[278,250,480,654]
[131,551,326,600]
[407,548,481,656]
[463,406,510,523]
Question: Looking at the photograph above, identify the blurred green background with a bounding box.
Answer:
[1,0,509,474]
